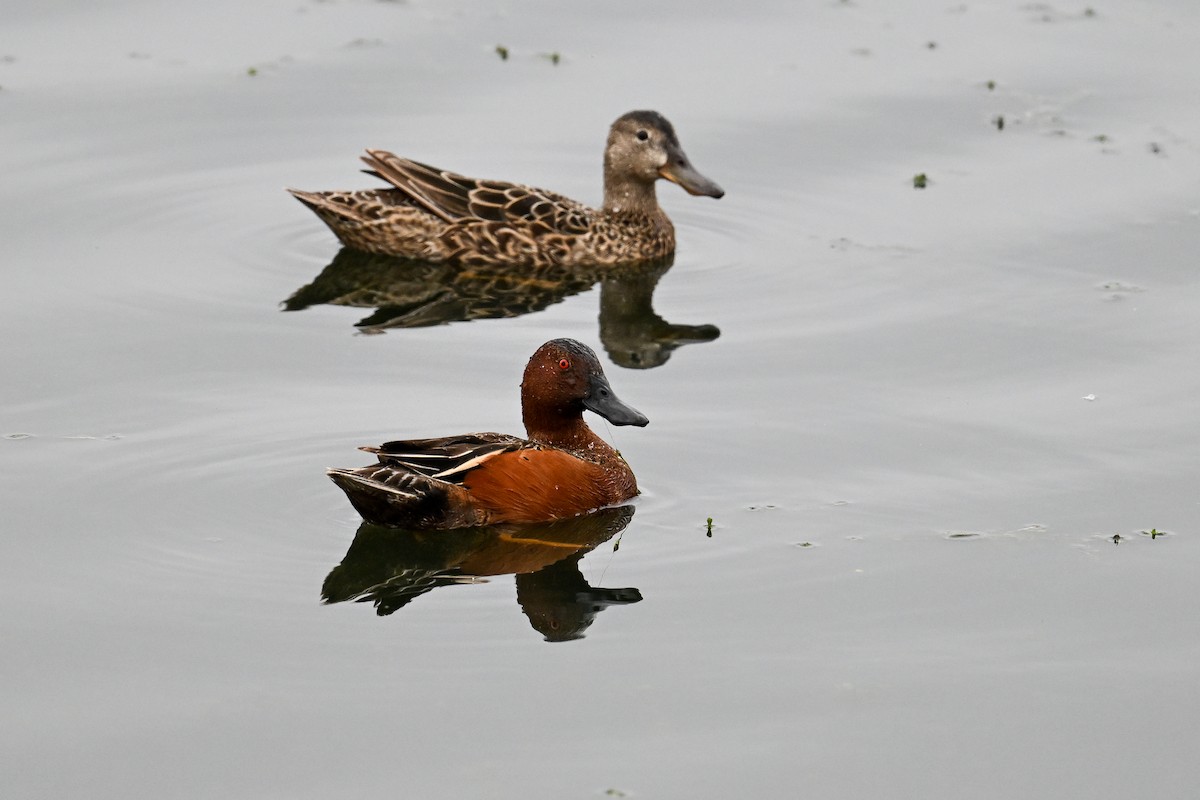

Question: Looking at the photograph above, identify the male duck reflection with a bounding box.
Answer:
[322,507,642,642]
[289,110,723,266]
[329,339,647,528]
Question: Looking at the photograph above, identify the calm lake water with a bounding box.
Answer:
[4,1,1199,797]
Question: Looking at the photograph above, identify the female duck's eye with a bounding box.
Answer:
[558,358,571,370]
[636,129,649,141]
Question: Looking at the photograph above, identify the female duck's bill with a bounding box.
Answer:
[613,110,725,199]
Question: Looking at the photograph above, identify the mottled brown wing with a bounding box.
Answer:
[464,180,592,235]
[361,153,473,222]
[361,151,592,235]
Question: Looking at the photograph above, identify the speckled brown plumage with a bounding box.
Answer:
[289,110,723,267]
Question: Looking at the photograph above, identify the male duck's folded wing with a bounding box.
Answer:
[361,432,530,483]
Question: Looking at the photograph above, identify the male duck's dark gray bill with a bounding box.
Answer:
[584,374,650,427]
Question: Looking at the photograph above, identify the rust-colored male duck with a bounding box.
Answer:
[289,110,723,266]
[328,339,648,528]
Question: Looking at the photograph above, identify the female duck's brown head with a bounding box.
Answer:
[520,338,648,443]
[602,110,724,215]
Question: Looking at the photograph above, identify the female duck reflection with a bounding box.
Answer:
[321,507,640,642]
[283,252,718,368]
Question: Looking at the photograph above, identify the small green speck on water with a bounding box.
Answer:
[993,114,1005,130]
[1111,533,1122,545]
[912,173,928,189]
[1092,134,1110,143]
[706,517,714,537]
[1142,528,1165,539]
[986,79,996,90]
[604,790,627,798]
[1084,7,1097,17]
[246,66,258,77]
[541,51,561,65]
[495,45,509,61]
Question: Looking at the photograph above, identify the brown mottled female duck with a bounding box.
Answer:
[328,338,648,529]
[289,110,723,267]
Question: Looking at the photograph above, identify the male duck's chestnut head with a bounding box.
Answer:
[521,338,649,439]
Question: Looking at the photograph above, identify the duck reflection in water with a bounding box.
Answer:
[598,259,719,369]
[283,250,717,367]
[321,505,641,642]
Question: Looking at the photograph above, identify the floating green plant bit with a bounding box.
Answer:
[993,114,1005,130]
[246,66,258,77]
[1142,528,1165,539]
[540,51,561,65]
[706,517,714,537]
[495,44,509,61]
[986,79,996,90]
[1092,133,1110,143]
[912,172,928,189]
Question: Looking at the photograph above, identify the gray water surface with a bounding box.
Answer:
[3,1,1199,798]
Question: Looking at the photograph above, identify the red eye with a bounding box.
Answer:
[558,358,571,370]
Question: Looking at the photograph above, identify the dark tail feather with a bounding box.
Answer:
[327,467,451,528]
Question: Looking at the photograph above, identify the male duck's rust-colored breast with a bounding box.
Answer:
[461,447,638,525]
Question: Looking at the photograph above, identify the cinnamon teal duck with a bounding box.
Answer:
[289,110,723,267]
[328,339,648,528]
